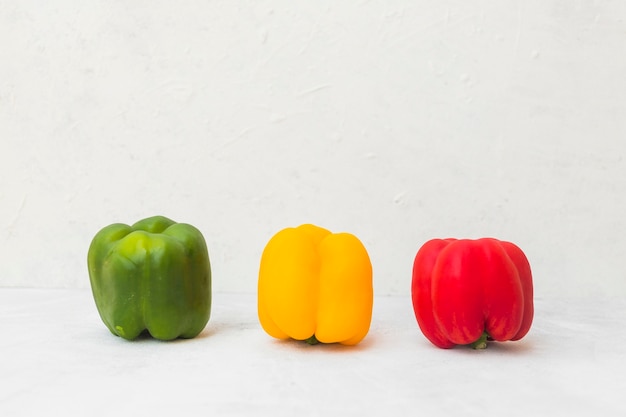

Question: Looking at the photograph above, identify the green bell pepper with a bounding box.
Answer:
[87,215,211,341]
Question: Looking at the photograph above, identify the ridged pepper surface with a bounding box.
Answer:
[258,224,373,345]
[88,215,211,341]
[411,238,533,349]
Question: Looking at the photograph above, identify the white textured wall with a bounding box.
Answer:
[1,1,625,297]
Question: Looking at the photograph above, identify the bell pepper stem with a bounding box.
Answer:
[305,335,320,345]
[470,331,489,349]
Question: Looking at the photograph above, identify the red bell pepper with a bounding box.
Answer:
[411,238,533,349]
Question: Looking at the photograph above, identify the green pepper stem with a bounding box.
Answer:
[470,331,489,350]
[305,335,320,345]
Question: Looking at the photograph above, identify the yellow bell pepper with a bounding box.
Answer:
[258,224,373,345]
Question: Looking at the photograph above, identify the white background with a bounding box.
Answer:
[2,3,626,416]
[2,0,625,298]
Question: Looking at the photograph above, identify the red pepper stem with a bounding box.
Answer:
[470,331,489,350]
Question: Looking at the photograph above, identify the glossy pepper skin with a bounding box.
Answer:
[88,216,211,341]
[258,224,373,345]
[411,238,533,349]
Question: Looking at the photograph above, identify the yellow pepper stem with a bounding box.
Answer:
[305,335,320,345]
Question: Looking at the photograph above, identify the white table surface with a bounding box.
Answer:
[1,288,625,416]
